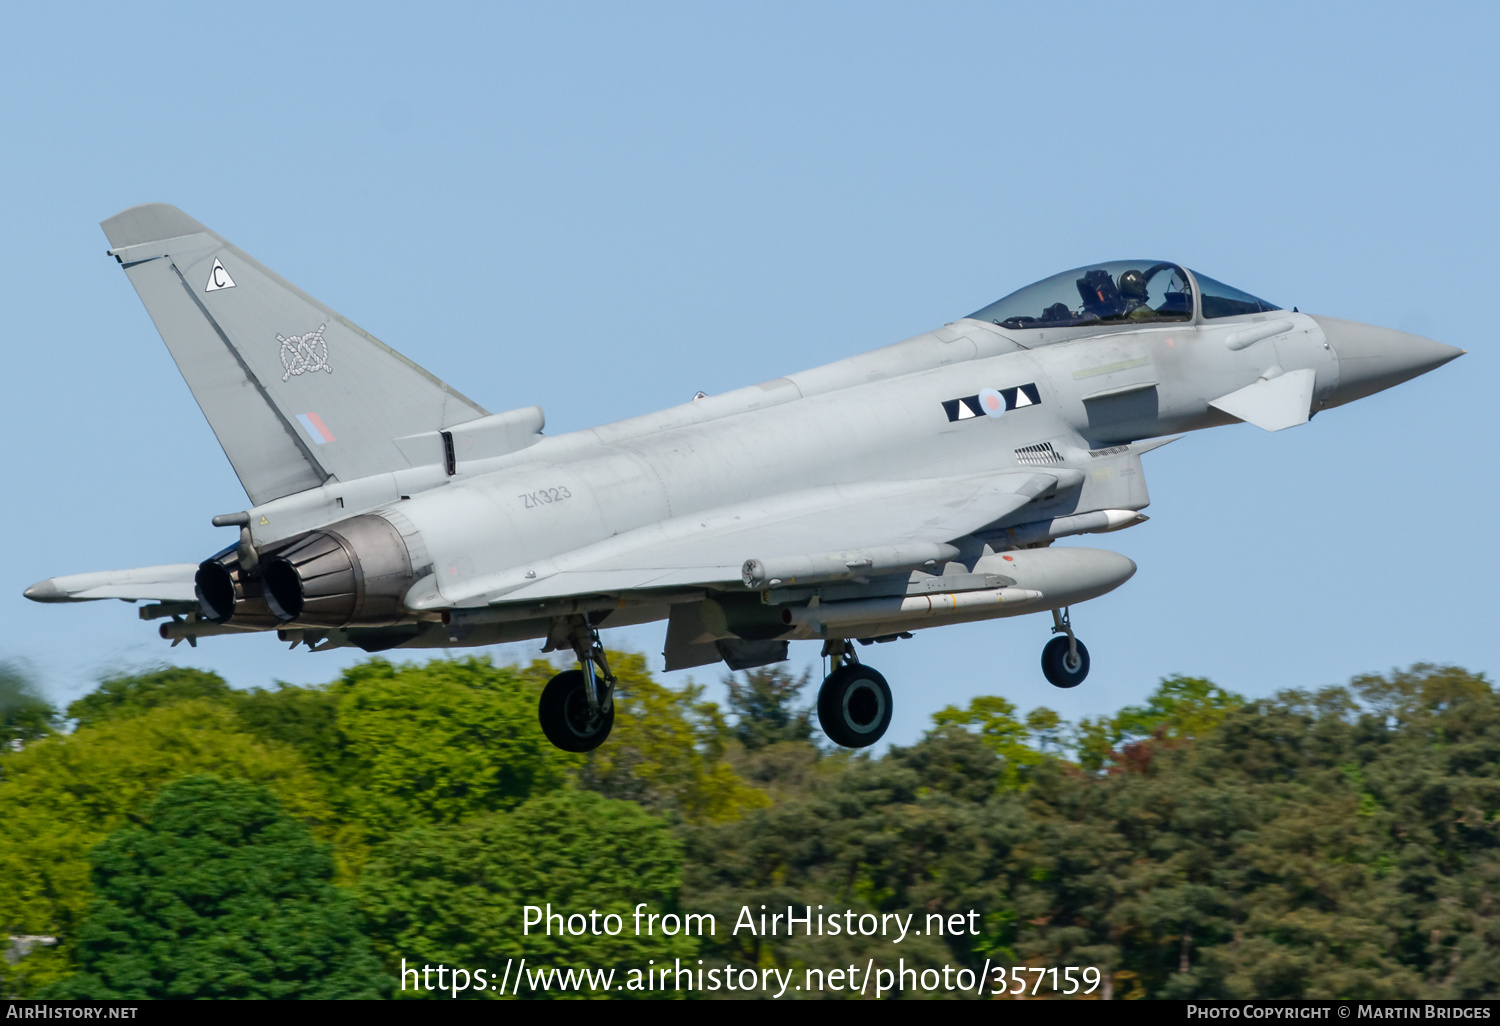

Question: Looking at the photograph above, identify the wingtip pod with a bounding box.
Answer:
[23,578,65,602]
[100,204,212,251]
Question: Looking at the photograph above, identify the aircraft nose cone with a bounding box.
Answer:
[1310,314,1464,408]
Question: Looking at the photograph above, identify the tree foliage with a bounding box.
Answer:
[1072,675,1245,772]
[0,662,58,746]
[0,701,336,995]
[583,652,770,823]
[323,657,578,836]
[45,776,387,999]
[7,652,1500,1001]
[358,790,694,998]
[931,694,1050,789]
[724,665,815,750]
[66,666,232,729]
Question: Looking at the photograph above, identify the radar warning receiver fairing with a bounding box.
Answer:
[26,207,1465,752]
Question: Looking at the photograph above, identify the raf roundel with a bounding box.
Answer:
[978,387,1005,418]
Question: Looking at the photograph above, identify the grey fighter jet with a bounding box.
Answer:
[25,206,1464,751]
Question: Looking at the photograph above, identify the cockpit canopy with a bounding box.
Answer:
[966,261,1280,330]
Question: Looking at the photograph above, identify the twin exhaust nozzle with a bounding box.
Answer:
[195,515,416,629]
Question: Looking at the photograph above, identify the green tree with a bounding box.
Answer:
[232,681,344,780]
[1008,669,1500,999]
[66,666,231,728]
[358,789,694,998]
[683,728,1017,989]
[0,701,335,996]
[1025,706,1065,753]
[931,694,1054,789]
[583,652,770,823]
[1111,675,1245,746]
[1072,676,1244,773]
[45,775,387,999]
[328,657,580,837]
[724,665,815,750]
[0,663,58,746]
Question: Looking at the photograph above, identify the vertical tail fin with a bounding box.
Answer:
[101,204,489,505]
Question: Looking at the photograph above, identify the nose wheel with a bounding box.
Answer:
[817,641,893,748]
[1041,607,1090,688]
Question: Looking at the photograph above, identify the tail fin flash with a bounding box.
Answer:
[101,204,489,504]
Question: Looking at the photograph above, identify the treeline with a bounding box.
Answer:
[1,656,1497,999]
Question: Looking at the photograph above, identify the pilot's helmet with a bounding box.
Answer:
[1118,268,1150,301]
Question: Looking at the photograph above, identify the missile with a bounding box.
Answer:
[158,618,266,642]
[742,542,962,589]
[440,588,705,629]
[982,509,1147,551]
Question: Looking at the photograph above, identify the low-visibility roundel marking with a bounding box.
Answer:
[978,387,1005,418]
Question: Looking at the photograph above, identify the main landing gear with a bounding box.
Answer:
[538,617,617,752]
[817,641,894,749]
[1041,607,1090,689]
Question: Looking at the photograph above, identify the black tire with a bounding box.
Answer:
[538,669,615,752]
[817,664,893,748]
[1041,635,1090,688]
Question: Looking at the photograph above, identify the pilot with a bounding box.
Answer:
[1118,269,1157,320]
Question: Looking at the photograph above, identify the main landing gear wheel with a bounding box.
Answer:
[538,669,615,752]
[817,662,894,749]
[537,615,619,753]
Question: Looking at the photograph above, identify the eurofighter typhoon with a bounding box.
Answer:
[26,205,1463,751]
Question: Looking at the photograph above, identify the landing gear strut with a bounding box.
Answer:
[817,640,893,749]
[1041,607,1090,688]
[538,617,617,752]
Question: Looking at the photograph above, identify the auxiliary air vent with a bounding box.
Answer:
[1089,444,1130,458]
[1015,442,1063,466]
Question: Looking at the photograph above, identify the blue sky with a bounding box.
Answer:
[3,2,1495,745]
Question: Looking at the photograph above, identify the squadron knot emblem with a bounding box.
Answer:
[277,324,332,382]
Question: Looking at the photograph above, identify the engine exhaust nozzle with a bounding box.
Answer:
[194,548,279,628]
[261,515,415,628]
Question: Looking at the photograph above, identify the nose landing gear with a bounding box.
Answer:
[816,641,893,748]
[1041,607,1090,688]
